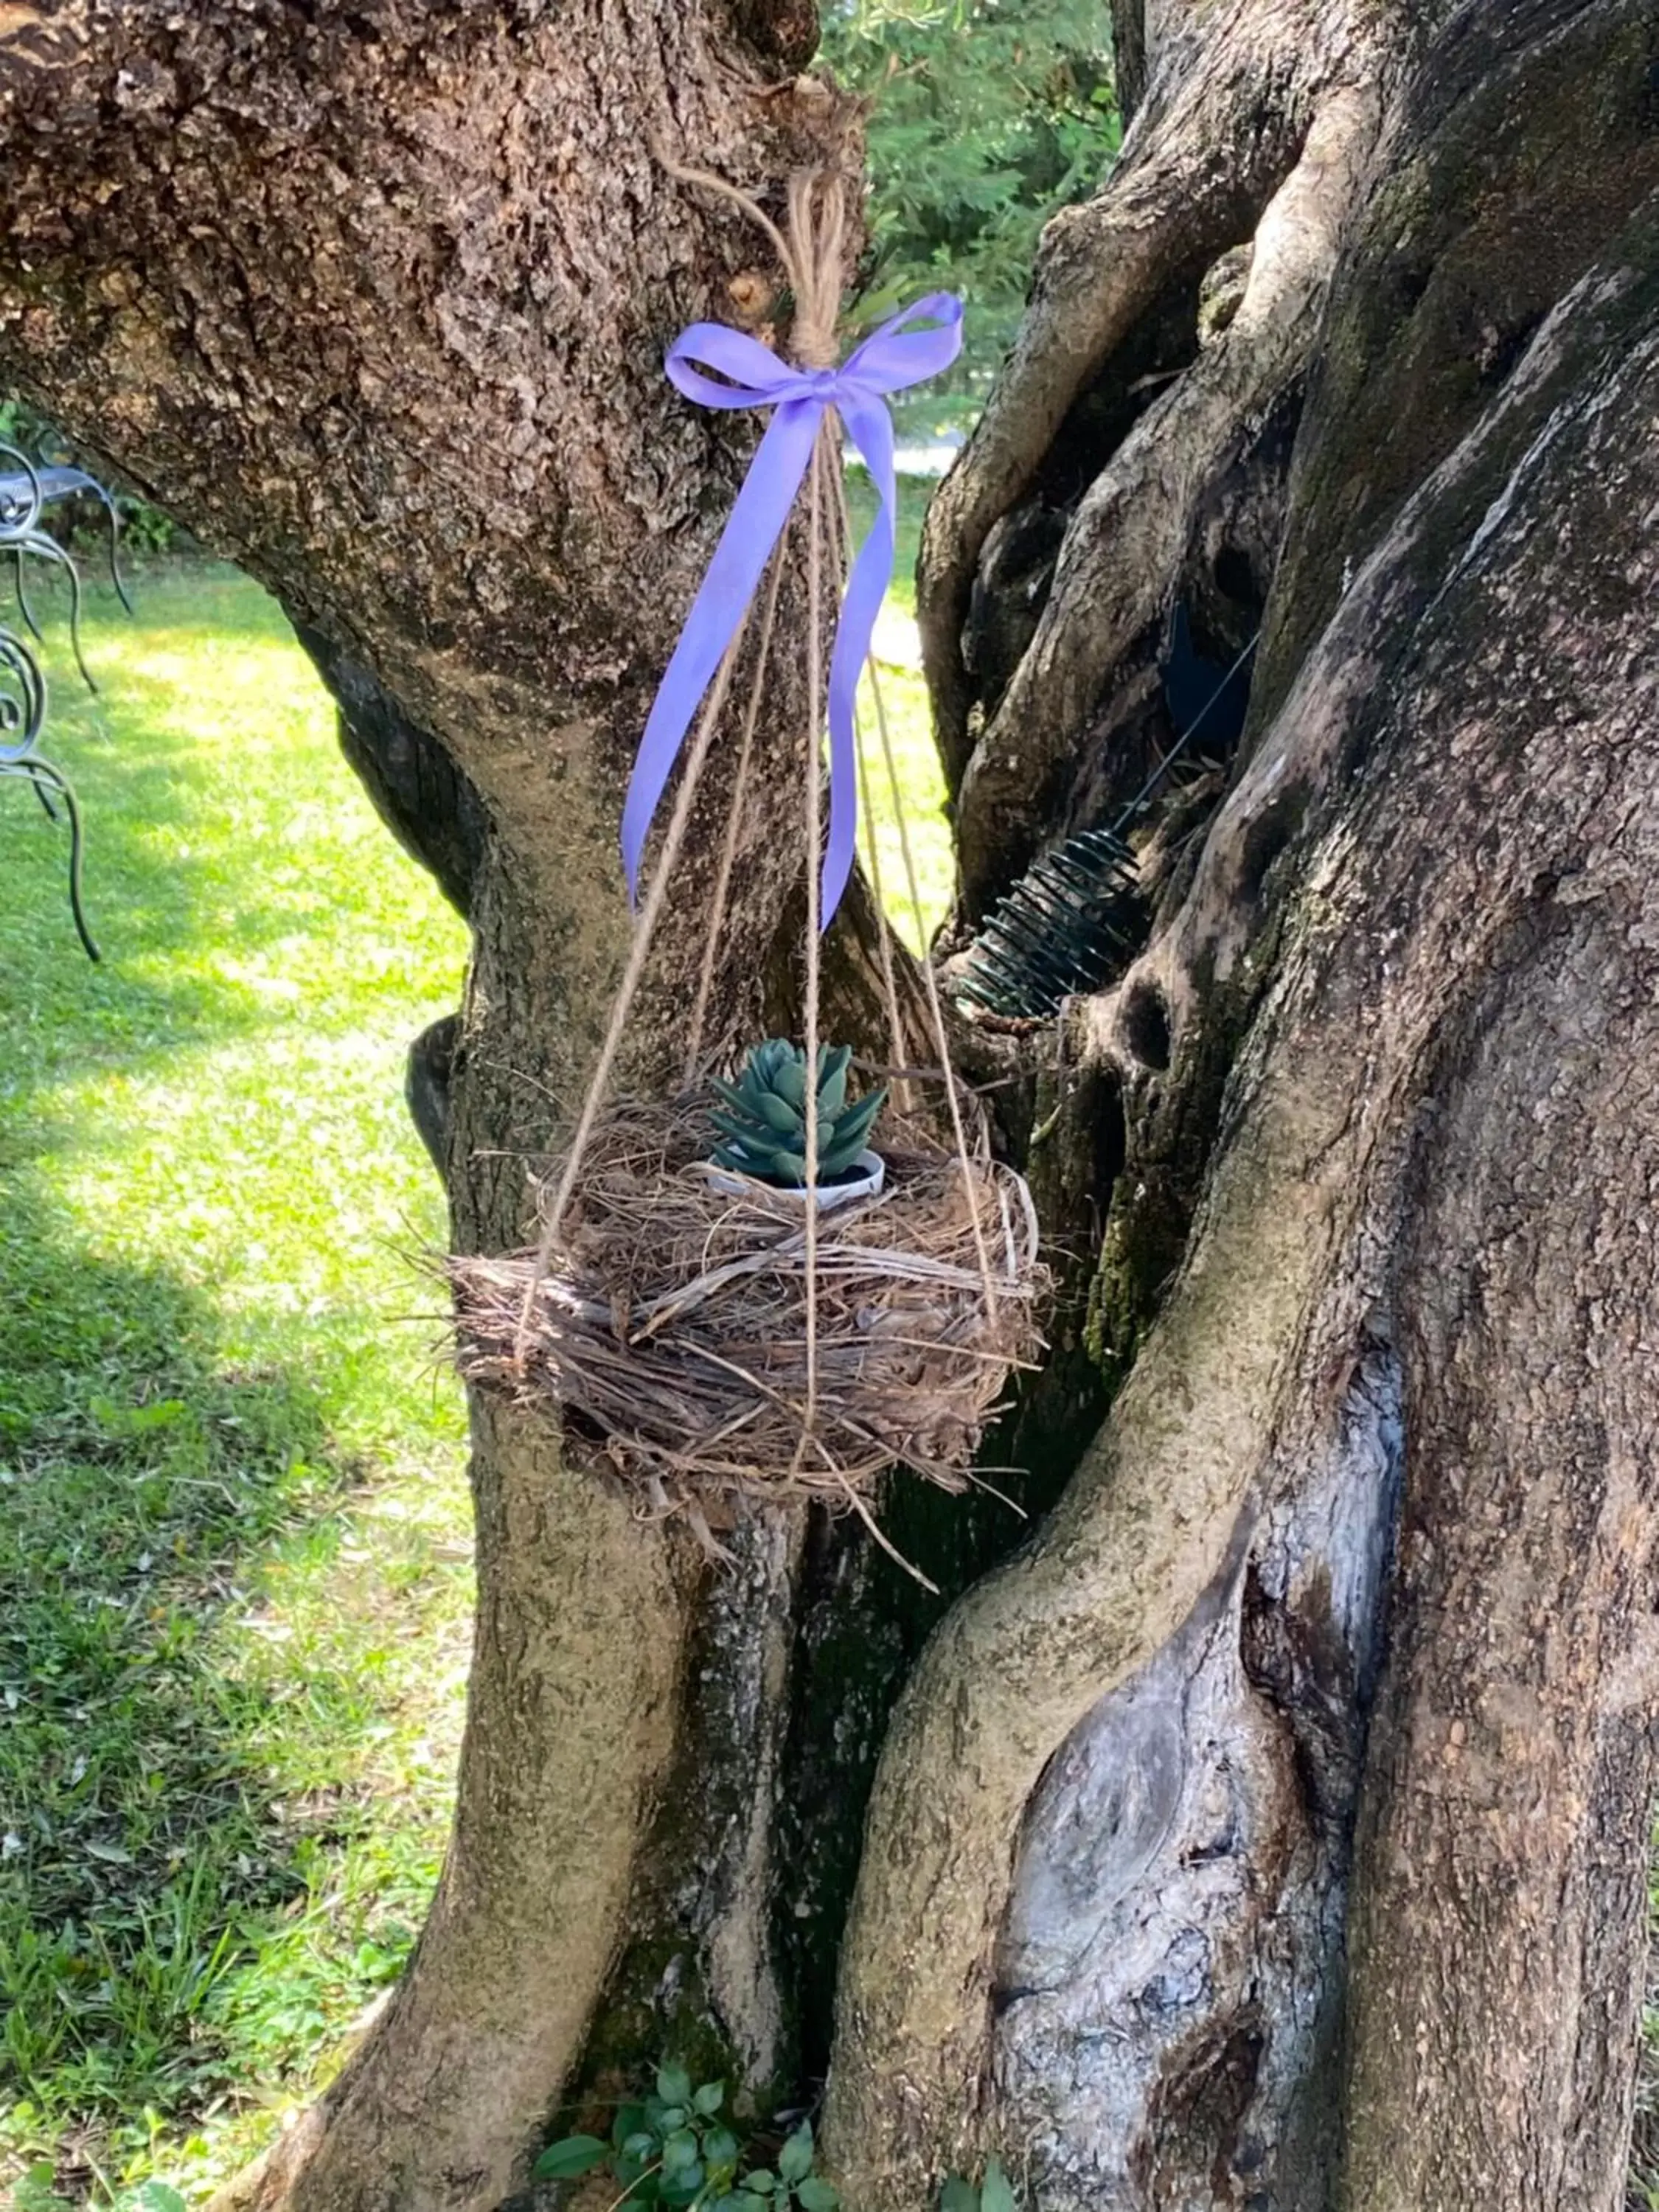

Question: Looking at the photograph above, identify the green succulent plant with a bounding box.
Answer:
[709,1039,886,1189]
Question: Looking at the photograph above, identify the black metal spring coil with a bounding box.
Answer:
[953,824,1147,1018]
[953,613,1258,1020]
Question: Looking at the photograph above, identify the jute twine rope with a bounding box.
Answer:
[509,163,999,1493]
[790,428,827,1480]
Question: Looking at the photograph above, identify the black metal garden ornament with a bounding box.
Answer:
[953,615,1261,1019]
[0,444,131,962]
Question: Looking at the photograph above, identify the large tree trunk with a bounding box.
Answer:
[0,7,874,2206]
[827,0,1659,2206]
[4,1,1659,2210]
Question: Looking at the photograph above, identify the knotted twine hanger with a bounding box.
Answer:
[511,164,1000,1498]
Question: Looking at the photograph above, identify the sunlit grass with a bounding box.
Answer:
[848,467,955,951]
[855,663,953,955]
[0,564,470,2206]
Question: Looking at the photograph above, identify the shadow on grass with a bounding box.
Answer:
[1,566,341,1105]
[0,1155,358,2146]
[0,563,465,2185]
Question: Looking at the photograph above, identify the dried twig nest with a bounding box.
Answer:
[448,1093,1047,1541]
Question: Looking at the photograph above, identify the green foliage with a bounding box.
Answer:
[818,1,1121,424]
[1,564,470,2201]
[0,393,52,452]
[11,2173,187,2212]
[113,499,177,557]
[709,1041,886,1188]
[535,2071,838,2212]
[939,2157,1020,2212]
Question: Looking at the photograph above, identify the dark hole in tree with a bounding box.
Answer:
[1478,311,1545,389]
[1212,544,1260,615]
[1235,786,1305,908]
[1121,980,1172,1071]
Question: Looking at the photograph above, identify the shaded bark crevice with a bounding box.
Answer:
[297,619,490,920]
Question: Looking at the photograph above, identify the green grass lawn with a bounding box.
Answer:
[0,565,471,2207]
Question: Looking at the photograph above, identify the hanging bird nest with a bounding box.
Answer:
[447,1091,1046,1537]
[444,168,1050,1574]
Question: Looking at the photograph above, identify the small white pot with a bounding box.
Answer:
[706,1149,886,1214]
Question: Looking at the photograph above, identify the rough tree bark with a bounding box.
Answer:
[3,1,1658,2210]
[828,0,1659,2206]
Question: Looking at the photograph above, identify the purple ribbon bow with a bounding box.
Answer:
[622,292,964,926]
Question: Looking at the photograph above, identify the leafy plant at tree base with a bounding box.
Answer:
[535,2067,839,2212]
[939,2156,1020,2212]
[11,2171,187,2212]
[709,1040,885,1189]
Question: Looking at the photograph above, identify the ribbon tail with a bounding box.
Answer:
[823,393,898,927]
[621,397,821,902]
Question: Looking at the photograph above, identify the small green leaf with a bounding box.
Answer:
[662,2129,700,2174]
[742,2171,777,2194]
[703,2127,740,2172]
[818,1041,852,1096]
[778,2125,814,2185]
[625,2133,658,2160]
[534,2135,611,2181]
[979,2158,1017,2212]
[796,2179,839,2212]
[660,2165,704,2205]
[693,2081,726,2117]
[940,2178,979,2212]
[615,2103,650,2152]
[753,1091,801,1134]
[658,2064,695,2107]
